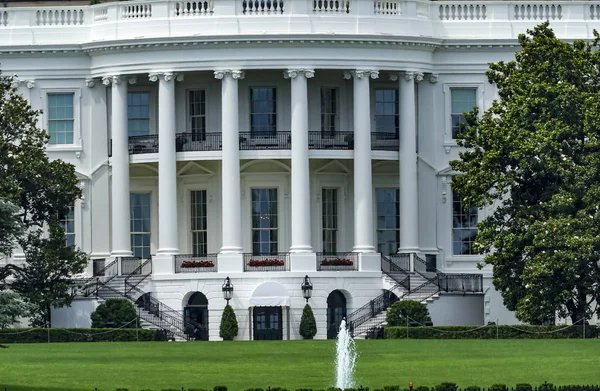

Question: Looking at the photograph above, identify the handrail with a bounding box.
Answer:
[124,258,152,296]
[381,254,411,291]
[346,287,400,337]
[74,258,118,297]
[413,253,483,294]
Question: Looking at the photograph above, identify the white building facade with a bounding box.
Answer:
[1,0,593,339]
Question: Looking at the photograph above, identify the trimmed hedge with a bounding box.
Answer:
[384,325,598,339]
[0,327,157,343]
[70,385,600,391]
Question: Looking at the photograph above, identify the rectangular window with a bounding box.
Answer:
[188,90,206,141]
[376,189,400,256]
[250,87,277,135]
[61,207,75,247]
[48,93,74,145]
[322,188,338,253]
[251,188,278,255]
[321,88,338,136]
[452,189,478,255]
[375,89,399,137]
[191,190,207,256]
[128,92,150,137]
[130,192,151,259]
[451,88,476,139]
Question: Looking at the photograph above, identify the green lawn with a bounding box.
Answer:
[1,339,599,391]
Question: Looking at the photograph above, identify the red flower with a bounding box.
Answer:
[320,258,353,266]
[247,259,285,267]
[181,260,215,268]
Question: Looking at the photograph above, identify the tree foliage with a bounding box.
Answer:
[91,298,138,328]
[450,23,600,323]
[299,304,317,339]
[0,291,30,329]
[0,199,24,257]
[219,304,238,340]
[0,70,88,327]
[386,300,431,326]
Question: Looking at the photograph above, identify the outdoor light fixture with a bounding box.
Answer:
[222,276,234,304]
[301,275,313,303]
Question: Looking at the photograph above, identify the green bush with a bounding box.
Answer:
[539,383,554,391]
[0,327,156,343]
[91,298,138,328]
[245,388,265,391]
[414,386,430,391]
[219,305,238,340]
[385,300,431,326]
[383,386,400,391]
[515,384,532,391]
[214,385,228,391]
[435,383,457,391]
[271,388,288,391]
[299,304,317,339]
[464,387,481,391]
[489,385,507,391]
[384,324,598,339]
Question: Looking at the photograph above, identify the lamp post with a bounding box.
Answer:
[301,275,313,303]
[222,276,234,305]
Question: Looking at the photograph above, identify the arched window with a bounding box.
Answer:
[327,290,347,339]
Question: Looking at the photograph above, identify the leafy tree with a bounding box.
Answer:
[299,304,317,339]
[450,23,600,323]
[0,291,29,328]
[91,298,138,328]
[219,304,238,340]
[0,199,24,257]
[0,70,87,327]
[386,300,431,326]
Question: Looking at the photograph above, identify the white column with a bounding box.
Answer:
[150,72,181,255]
[215,70,244,253]
[285,69,314,253]
[345,69,379,253]
[103,75,132,257]
[397,71,423,252]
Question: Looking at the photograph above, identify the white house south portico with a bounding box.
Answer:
[6,0,595,339]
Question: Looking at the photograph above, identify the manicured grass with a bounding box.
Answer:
[1,339,599,391]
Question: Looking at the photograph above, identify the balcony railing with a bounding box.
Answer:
[121,256,144,275]
[129,135,159,155]
[371,132,399,151]
[176,133,222,152]
[239,132,291,150]
[174,254,218,273]
[316,252,358,271]
[243,253,290,271]
[308,131,354,150]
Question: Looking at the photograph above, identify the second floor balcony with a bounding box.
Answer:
[111,131,399,156]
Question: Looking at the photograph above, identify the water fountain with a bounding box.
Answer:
[334,319,358,390]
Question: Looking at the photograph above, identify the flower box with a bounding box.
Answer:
[247,259,285,267]
[180,260,215,268]
[320,258,353,266]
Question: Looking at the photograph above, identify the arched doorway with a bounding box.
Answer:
[250,282,290,340]
[327,290,347,339]
[184,292,209,341]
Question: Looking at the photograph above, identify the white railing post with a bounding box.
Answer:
[152,0,170,19]
[355,0,374,16]
[213,0,237,15]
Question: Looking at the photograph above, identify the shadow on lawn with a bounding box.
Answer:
[0,386,84,391]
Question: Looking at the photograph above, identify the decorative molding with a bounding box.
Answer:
[429,73,439,83]
[444,146,451,154]
[214,70,245,80]
[283,69,315,79]
[175,73,184,82]
[343,70,379,80]
[441,176,448,204]
[128,76,137,84]
[389,74,399,82]
[102,75,121,85]
[10,79,20,89]
[402,71,424,82]
[75,151,81,159]
[85,78,95,88]
[25,80,35,89]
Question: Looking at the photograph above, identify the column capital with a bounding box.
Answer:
[214,70,245,80]
[148,72,184,82]
[404,71,424,82]
[283,69,315,79]
[344,70,379,80]
[102,75,123,86]
[428,73,439,83]
[85,78,96,88]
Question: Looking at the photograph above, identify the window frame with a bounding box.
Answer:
[321,188,339,254]
[249,86,277,136]
[375,187,400,256]
[42,88,82,151]
[127,91,151,137]
[443,83,484,147]
[451,188,479,256]
[190,189,208,257]
[320,87,339,136]
[250,187,279,255]
[130,192,152,259]
[374,88,399,137]
[60,206,76,247]
[187,89,207,141]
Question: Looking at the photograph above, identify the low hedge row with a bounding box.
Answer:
[0,328,158,343]
[93,384,600,391]
[384,325,598,339]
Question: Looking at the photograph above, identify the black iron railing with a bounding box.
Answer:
[381,255,411,291]
[239,132,291,150]
[437,273,484,293]
[174,254,218,273]
[121,257,143,275]
[129,135,159,154]
[92,258,106,276]
[347,287,400,337]
[73,258,119,298]
[243,253,290,271]
[175,133,222,152]
[316,252,358,271]
[308,131,354,150]
[371,132,399,151]
[124,258,152,296]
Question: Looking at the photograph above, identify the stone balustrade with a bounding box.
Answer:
[0,0,599,46]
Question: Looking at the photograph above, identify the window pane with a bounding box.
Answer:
[251,188,278,255]
[451,88,477,114]
[250,88,277,135]
[130,192,151,258]
[376,188,400,255]
[128,92,150,137]
[452,189,478,255]
[48,93,74,145]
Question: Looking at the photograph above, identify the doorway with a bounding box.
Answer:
[184,292,209,341]
[327,290,347,339]
[253,306,283,340]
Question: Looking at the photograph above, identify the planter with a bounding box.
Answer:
[180,267,215,273]
[319,265,355,271]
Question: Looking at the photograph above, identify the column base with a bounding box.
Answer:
[290,252,317,272]
[359,252,381,272]
[217,253,244,273]
[289,245,314,253]
[156,248,180,256]
[110,250,133,257]
[397,247,419,253]
[152,254,175,275]
[352,245,376,253]
[220,246,243,254]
